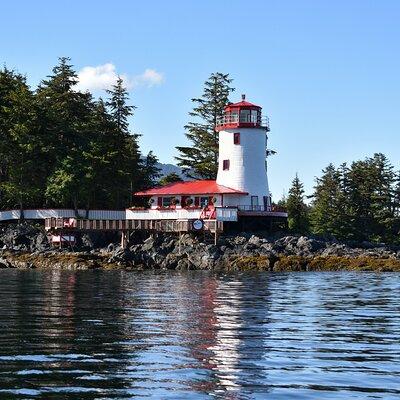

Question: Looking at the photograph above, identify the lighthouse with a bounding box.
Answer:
[132,93,286,232]
[216,95,271,210]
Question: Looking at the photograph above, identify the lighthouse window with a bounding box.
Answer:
[239,109,250,123]
[223,160,230,170]
[230,110,238,123]
[251,109,259,124]
[233,132,240,144]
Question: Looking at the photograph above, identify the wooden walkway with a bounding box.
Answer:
[45,218,223,233]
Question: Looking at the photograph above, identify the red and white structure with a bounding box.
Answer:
[129,95,287,227]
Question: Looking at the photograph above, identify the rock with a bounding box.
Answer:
[107,243,116,253]
[321,243,349,257]
[296,236,326,255]
[161,252,183,269]
[142,236,156,252]
[0,257,11,268]
[232,236,247,246]
[176,258,193,270]
[33,232,50,252]
[108,248,134,263]
[245,235,263,250]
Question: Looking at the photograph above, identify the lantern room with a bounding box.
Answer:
[216,94,270,132]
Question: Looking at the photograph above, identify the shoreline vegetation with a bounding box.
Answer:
[1,223,400,272]
[2,58,400,251]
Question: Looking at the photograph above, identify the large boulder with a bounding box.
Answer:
[0,223,44,251]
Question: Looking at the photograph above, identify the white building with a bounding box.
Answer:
[129,95,286,227]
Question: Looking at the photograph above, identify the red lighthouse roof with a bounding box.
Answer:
[134,180,248,196]
[216,94,269,132]
[226,95,261,109]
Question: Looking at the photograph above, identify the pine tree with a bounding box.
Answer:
[37,57,93,157]
[139,151,161,190]
[106,76,137,135]
[37,57,94,208]
[286,174,309,233]
[310,164,344,238]
[106,77,142,207]
[159,172,183,186]
[83,98,124,208]
[176,72,234,179]
[0,68,45,210]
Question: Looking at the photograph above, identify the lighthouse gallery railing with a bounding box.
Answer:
[216,114,270,130]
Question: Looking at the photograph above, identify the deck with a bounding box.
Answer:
[44,217,223,234]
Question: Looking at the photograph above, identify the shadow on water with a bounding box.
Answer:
[0,270,399,399]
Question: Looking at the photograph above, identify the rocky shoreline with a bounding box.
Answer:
[1,223,400,271]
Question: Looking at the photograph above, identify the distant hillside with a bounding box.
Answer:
[156,162,186,179]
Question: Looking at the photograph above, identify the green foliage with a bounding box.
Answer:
[176,72,234,179]
[310,153,400,243]
[286,174,309,233]
[309,164,345,237]
[139,151,162,190]
[0,58,158,211]
[158,172,183,186]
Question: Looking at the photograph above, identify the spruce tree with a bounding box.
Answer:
[106,76,137,135]
[0,68,47,211]
[286,174,309,233]
[176,72,234,179]
[159,172,183,186]
[37,57,94,208]
[310,164,344,238]
[106,77,142,207]
[37,57,93,157]
[139,151,161,190]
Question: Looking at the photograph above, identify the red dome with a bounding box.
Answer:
[216,94,269,132]
[225,96,261,110]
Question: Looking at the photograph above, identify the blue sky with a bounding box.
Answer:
[1,0,400,199]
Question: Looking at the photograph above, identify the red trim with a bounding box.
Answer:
[135,180,247,196]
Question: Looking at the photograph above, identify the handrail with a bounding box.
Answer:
[0,209,126,222]
[216,114,270,130]
[237,205,287,213]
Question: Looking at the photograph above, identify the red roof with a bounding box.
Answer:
[135,180,248,196]
[226,100,260,108]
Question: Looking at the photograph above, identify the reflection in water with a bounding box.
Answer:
[0,271,399,399]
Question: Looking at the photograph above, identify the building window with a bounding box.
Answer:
[223,160,230,170]
[200,196,209,207]
[233,132,240,145]
[251,196,259,210]
[162,197,173,207]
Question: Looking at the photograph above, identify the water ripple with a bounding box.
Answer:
[0,270,399,399]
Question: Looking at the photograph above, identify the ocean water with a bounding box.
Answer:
[0,270,399,399]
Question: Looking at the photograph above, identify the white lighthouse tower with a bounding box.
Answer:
[216,95,271,210]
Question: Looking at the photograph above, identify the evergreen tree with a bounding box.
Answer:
[106,77,143,207]
[0,68,45,210]
[158,172,183,186]
[37,57,94,208]
[138,151,161,190]
[37,57,93,158]
[310,164,344,238]
[106,76,137,134]
[286,174,309,233]
[83,98,125,208]
[176,72,234,179]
